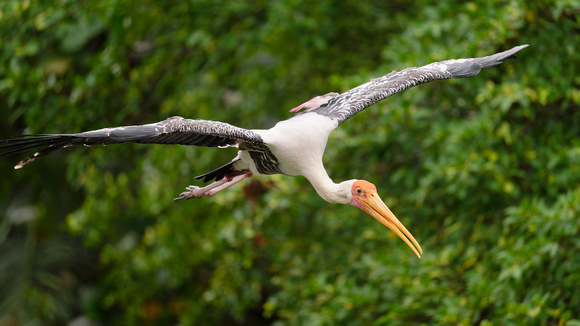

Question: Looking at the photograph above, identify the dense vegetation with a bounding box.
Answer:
[1,1,579,325]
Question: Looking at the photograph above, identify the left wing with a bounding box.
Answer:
[0,116,264,169]
[302,44,529,125]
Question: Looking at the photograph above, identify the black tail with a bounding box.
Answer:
[195,158,240,183]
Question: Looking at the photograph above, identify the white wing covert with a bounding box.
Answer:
[0,116,264,169]
[303,44,529,125]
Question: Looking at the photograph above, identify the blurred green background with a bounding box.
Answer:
[1,0,579,325]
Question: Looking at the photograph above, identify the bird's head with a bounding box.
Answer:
[348,180,422,258]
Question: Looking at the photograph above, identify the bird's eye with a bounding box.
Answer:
[356,187,362,194]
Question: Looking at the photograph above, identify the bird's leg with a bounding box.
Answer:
[174,170,253,201]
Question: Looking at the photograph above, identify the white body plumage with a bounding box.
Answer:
[1,45,529,258]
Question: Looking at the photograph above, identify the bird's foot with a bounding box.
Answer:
[174,185,212,201]
[173,171,253,202]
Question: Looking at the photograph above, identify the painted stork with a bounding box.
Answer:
[0,45,528,258]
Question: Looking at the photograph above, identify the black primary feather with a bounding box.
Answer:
[0,117,264,169]
[306,44,529,125]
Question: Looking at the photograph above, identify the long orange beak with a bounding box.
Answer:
[362,191,423,258]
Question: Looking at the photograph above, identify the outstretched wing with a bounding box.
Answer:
[305,44,529,125]
[0,116,264,169]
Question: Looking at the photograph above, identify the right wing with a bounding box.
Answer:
[299,44,529,125]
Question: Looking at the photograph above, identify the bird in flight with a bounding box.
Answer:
[0,44,529,258]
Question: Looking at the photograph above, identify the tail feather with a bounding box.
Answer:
[195,158,240,183]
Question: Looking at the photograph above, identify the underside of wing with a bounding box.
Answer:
[0,116,264,169]
[306,44,529,125]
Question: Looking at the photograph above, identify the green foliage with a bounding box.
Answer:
[1,0,579,325]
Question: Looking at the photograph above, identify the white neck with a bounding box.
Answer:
[304,169,354,205]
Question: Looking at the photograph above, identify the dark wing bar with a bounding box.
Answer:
[310,44,529,125]
[0,116,264,169]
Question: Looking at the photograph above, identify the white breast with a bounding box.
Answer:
[253,113,338,177]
